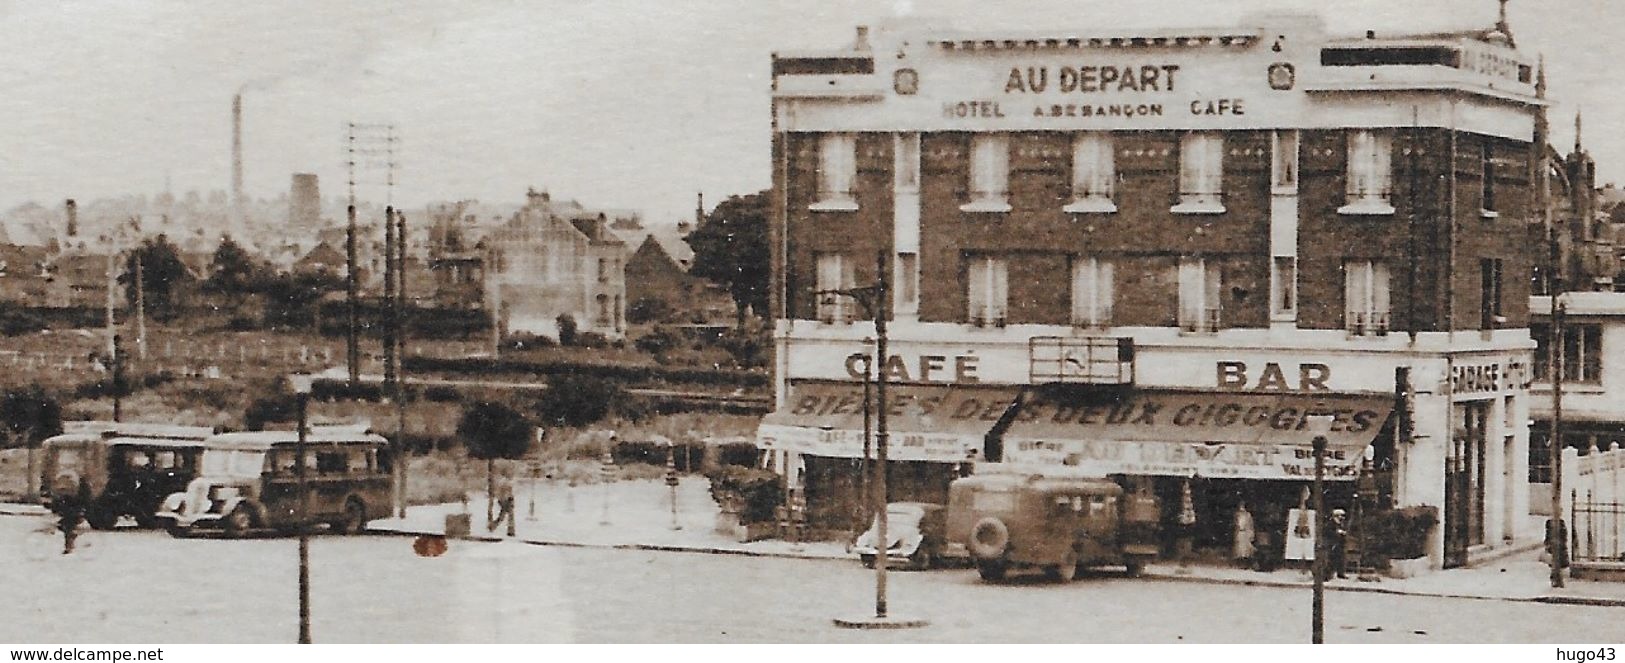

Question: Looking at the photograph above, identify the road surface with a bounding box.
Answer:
[0,516,1619,643]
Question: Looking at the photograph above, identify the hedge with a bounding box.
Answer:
[1364,505,1439,563]
[401,355,768,389]
[705,465,784,524]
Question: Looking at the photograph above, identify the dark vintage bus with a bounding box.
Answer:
[40,423,217,529]
[156,430,392,537]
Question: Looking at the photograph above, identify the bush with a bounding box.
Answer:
[0,305,48,337]
[536,374,623,428]
[705,465,783,524]
[634,326,684,358]
[1366,505,1439,562]
[575,331,611,349]
[610,439,665,466]
[715,441,760,468]
[244,394,297,431]
[715,328,769,369]
[503,332,555,352]
[458,401,534,461]
[423,385,462,403]
[556,314,578,346]
[225,315,259,332]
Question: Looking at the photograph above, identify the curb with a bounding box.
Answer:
[368,524,851,561]
[0,503,47,517]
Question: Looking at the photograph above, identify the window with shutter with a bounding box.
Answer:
[1064,133,1117,213]
[1339,130,1395,215]
[1173,132,1225,214]
[811,133,859,212]
[961,134,1012,213]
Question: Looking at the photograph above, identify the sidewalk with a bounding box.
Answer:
[369,476,851,560]
[368,477,1625,607]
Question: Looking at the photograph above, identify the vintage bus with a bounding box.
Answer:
[156,430,391,537]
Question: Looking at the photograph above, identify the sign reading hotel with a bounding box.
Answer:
[782,39,1304,132]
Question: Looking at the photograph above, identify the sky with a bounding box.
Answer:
[0,0,1618,225]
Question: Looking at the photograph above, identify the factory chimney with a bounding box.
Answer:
[65,199,77,238]
[232,94,244,229]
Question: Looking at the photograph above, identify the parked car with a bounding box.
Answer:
[39,423,216,529]
[852,501,963,570]
[947,474,1161,582]
[156,430,391,537]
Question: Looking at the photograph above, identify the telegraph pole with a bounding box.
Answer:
[394,209,410,518]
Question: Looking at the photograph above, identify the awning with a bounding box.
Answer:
[756,381,1021,462]
[999,389,1394,481]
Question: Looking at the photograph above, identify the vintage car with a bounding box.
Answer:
[852,502,966,570]
[947,474,1161,582]
[39,423,216,529]
[156,430,391,537]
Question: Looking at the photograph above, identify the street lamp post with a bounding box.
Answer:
[1304,412,1336,645]
[826,252,925,630]
[289,374,314,644]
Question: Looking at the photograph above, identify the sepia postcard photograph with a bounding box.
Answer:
[1,0,1623,650]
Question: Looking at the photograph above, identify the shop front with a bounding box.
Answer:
[986,387,1396,566]
[757,379,1020,530]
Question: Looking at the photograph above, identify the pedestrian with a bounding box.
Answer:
[1232,501,1255,567]
[51,476,91,555]
[1327,508,1349,579]
[1252,501,1278,572]
[1175,480,1197,572]
[490,472,517,537]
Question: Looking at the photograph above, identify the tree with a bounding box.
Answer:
[204,235,262,296]
[687,191,770,328]
[120,234,192,321]
[555,313,578,346]
[535,374,622,429]
[1,384,63,500]
[456,401,534,525]
[262,270,342,329]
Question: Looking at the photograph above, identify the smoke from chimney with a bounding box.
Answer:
[232,94,244,226]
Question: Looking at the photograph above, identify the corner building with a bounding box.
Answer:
[763,13,1544,570]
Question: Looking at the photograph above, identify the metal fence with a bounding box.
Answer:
[1571,498,1625,562]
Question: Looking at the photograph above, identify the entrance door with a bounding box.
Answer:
[1443,450,1470,568]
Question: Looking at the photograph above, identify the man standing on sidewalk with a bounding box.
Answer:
[489,472,517,537]
[51,476,91,554]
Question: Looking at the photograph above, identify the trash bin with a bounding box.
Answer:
[446,513,472,538]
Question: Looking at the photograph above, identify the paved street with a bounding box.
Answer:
[1,516,1622,643]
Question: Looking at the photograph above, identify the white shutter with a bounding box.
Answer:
[1178,259,1203,328]
[1344,261,1369,330]
[1097,260,1114,324]
[1372,132,1393,200]
[971,135,1009,201]
[990,258,1009,323]
[1372,262,1392,317]
[818,134,856,205]
[967,258,989,323]
[1073,133,1115,200]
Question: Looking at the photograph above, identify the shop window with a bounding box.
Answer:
[895,132,920,192]
[1064,132,1117,213]
[1070,256,1114,328]
[1344,260,1391,335]
[1480,258,1504,330]
[1533,322,1603,384]
[1173,132,1225,214]
[1340,130,1395,215]
[895,252,919,316]
[811,133,858,212]
[967,255,1009,327]
[1481,143,1498,217]
[1177,257,1222,332]
[1272,130,1299,192]
[815,252,857,324]
[961,134,1012,213]
[1271,256,1297,320]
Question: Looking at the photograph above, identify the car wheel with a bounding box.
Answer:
[976,560,1007,582]
[133,512,158,529]
[164,521,187,538]
[85,508,118,531]
[860,554,876,569]
[339,499,367,535]
[909,547,933,571]
[1125,559,1145,577]
[1044,563,1077,582]
[223,506,255,538]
